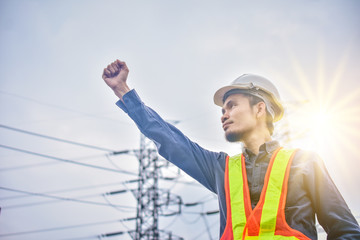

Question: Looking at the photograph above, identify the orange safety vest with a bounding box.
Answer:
[221,148,310,240]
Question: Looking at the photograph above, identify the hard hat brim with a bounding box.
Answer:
[213,84,284,122]
[214,85,246,107]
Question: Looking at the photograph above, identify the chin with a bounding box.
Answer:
[225,131,243,142]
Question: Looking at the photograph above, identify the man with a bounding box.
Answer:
[102,59,360,239]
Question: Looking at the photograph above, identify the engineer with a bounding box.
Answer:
[102,59,360,239]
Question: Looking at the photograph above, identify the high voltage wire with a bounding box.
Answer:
[0,179,211,210]
[0,152,137,173]
[0,90,131,124]
[0,153,111,172]
[0,187,218,237]
[0,186,135,210]
[0,144,137,175]
[0,179,139,201]
[0,123,137,173]
[0,124,120,152]
[0,143,201,185]
[61,229,182,240]
[2,183,210,211]
[1,190,215,211]
[1,188,135,210]
[1,183,140,210]
[0,90,87,114]
[4,194,100,209]
[0,217,137,238]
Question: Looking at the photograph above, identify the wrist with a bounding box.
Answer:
[113,84,131,99]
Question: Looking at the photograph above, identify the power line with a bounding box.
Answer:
[2,188,135,210]
[62,229,184,240]
[0,90,84,113]
[160,176,205,187]
[0,186,135,210]
[0,151,137,173]
[0,124,119,152]
[0,153,109,172]
[0,90,130,124]
[0,179,139,201]
[0,144,200,183]
[0,144,137,176]
[0,217,137,238]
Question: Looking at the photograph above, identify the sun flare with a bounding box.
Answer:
[275,50,360,161]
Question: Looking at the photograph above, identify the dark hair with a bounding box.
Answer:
[224,90,274,135]
[245,93,274,135]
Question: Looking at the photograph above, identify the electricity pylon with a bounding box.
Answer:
[129,134,183,240]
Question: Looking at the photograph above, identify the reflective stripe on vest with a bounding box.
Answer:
[221,148,310,240]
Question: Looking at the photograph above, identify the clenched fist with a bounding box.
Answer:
[102,59,130,99]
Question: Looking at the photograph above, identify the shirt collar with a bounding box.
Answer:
[242,140,280,158]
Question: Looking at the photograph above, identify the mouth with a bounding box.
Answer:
[222,122,232,131]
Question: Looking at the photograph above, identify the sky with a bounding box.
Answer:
[0,0,360,239]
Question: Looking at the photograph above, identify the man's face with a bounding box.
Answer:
[221,93,257,142]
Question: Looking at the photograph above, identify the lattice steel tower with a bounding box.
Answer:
[126,133,159,239]
[128,133,184,240]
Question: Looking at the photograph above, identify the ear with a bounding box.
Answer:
[255,102,267,118]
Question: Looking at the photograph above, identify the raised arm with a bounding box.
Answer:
[102,59,225,193]
[102,59,131,99]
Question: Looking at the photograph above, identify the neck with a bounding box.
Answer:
[242,130,271,155]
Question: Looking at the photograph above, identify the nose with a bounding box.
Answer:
[221,111,229,123]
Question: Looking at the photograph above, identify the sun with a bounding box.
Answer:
[274,49,360,160]
[286,102,340,154]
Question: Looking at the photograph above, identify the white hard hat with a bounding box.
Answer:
[213,74,284,122]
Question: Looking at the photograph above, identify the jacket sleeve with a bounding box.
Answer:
[116,89,224,193]
[302,151,360,238]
